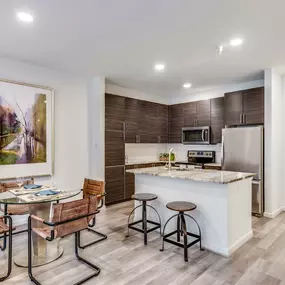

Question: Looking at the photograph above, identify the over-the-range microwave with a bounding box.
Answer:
[182,126,211,145]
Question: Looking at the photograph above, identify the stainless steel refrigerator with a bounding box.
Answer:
[221,126,264,216]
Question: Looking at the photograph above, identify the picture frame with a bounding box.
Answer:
[0,78,54,179]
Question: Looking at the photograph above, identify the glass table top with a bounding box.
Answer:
[0,189,81,205]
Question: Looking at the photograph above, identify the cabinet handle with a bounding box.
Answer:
[136,135,140,143]
[240,114,243,124]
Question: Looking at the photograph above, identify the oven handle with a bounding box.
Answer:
[202,129,205,141]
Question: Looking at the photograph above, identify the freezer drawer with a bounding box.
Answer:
[252,180,263,216]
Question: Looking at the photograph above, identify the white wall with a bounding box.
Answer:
[87,78,105,180]
[105,83,168,104]
[0,58,104,190]
[169,79,264,105]
[264,68,284,217]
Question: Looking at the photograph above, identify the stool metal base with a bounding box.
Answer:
[126,201,161,245]
[160,212,203,262]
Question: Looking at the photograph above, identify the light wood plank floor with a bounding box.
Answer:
[1,201,285,285]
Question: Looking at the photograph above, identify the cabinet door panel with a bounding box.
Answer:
[105,166,125,205]
[125,172,134,199]
[105,130,125,167]
[196,100,210,126]
[105,93,126,121]
[183,102,196,127]
[169,104,184,143]
[138,101,150,143]
[124,97,138,143]
[210,97,224,144]
[243,87,264,125]
[224,91,243,126]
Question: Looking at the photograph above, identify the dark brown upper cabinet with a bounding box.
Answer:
[224,91,243,126]
[183,102,196,127]
[224,87,264,126]
[243,87,264,125]
[210,97,225,144]
[169,103,184,143]
[169,100,211,143]
[124,97,138,143]
[196,100,211,127]
[183,100,210,128]
[106,93,169,144]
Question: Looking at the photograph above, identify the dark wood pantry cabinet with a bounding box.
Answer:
[224,87,264,126]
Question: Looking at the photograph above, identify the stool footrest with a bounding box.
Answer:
[163,230,200,249]
[128,219,161,234]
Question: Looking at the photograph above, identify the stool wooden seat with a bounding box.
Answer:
[166,201,197,212]
[131,193,158,202]
[161,200,203,262]
[127,193,161,245]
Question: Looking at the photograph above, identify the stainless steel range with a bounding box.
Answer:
[175,150,215,169]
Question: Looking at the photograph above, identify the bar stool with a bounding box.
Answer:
[126,193,161,245]
[160,201,203,262]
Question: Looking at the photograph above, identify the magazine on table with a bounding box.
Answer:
[9,186,55,196]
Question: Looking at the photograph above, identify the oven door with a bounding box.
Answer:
[182,127,210,145]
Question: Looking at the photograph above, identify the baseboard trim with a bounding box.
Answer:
[264,207,285,219]
[228,230,253,256]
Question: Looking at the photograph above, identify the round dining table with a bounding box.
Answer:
[0,189,81,268]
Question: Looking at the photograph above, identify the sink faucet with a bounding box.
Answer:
[168,148,173,171]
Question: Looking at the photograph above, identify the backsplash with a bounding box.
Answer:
[125,144,167,164]
[168,144,221,163]
[125,143,221,164]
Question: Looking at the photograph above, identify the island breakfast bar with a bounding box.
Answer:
[127,167,255,257]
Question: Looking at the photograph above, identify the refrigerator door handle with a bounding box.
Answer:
[221,135,225,169]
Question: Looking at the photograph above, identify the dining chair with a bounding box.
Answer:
[78,178,107,249]
[28,196,101,285]
[0,215,12,282]
[0,178,34,251]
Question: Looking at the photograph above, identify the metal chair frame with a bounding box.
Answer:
[78,187,108,249]
[126,201,161,245]
[0,178,34,251]
[160,211,203,262]
[28,211,101,285]
[0,216,12,282]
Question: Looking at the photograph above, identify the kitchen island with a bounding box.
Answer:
[127,166,255,257]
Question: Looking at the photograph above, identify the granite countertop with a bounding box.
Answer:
[126,160,171,166]
[126,160,222,167]
[126,166,254,184]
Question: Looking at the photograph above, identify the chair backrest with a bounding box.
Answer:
[52,196,97,238]
[83,178,105,200]
[1,178,34,192]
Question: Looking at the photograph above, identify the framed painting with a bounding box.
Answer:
[0,79,54,179]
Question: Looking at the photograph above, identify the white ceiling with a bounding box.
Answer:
[0,0,284,96]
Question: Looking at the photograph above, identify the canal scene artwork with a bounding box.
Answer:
[0,92,47,165]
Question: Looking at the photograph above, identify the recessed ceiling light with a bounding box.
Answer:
[229,38,243,47]
[17,12,34,23]
[183,83,192,89]
[154,63,165,71]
